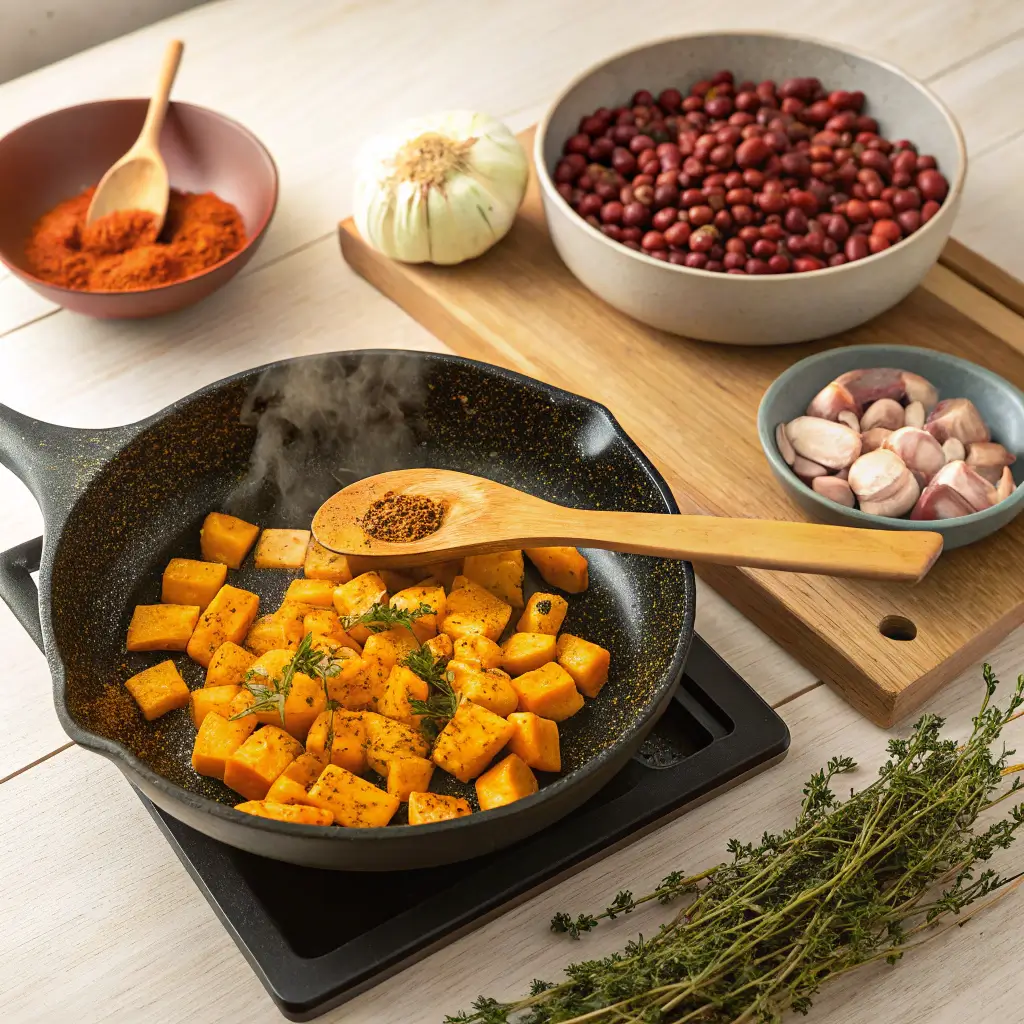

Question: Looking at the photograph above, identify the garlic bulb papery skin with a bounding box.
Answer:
[353,111,529,265]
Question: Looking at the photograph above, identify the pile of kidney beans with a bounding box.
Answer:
[554,71,950,274]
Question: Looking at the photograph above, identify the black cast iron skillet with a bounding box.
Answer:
[0,350,694,870]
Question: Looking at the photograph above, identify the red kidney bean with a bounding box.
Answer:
[681,251,706,268]
[658,88,683,112]
[781,96,805,116]
[793,256,826,272]
[736,136,772,167]
[763,179,787,195]
[896,209,922,234]
[726,187,754,206]
[752,238,777,258]
[784,207,809,233]
[868,235,891,254]
[892,149,917,176]
[620,227,642,243]
[844,234,870,261]
[916,154,938,170]
[705,174,728,189]
[742,168,766,189]
[761,223,786,242]
[633,184,654,206]
[917,169,949,202]
[891,188,920,212]
[780,151,811,176]
[653,184,680,209]
[565,133,592,155]
[921,200,941,223]
[723,251,746,270]
[633,89,655,106]
[855,115,879,133]
[824,214,850,242]
[632,174,654,187]
[651,207,677,231]
[600,200,624,224]
[577,193,602,217]
[628,134,654,155]
[601,224,623,242]
[738,225,762,244]
[710,143,736,168]
[556,182,573,202]
[844,198,870,223]
[822,238,838,256]
[688,228,717,253]
[830,90,864,111]
[892,171,912,188]
[827,253,847,266]
[679,188,702,208]
[825,111,857,133]
[681,156,704,177]
[664,221,692,248]
[742,257,768,274]
[789,189,819,214]
[584,214,600,228]
[725,236,747,254]
[872,219,902,243]
[731,203,755,226]
[755,191,786,214]
[703,96,732,119]
[868,199,893,219]
[859,149,891,176]
[656,170,679,188]
[767,253,790,273]
[707,192,727,213]
[595,179,619,201]
[735,90,761,112]
[621,201,649,227]
[641,230,667,251]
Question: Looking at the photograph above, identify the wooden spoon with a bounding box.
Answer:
[86,39,184,234]
[311,469,943,582]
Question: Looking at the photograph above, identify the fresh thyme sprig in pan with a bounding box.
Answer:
[404,646,461,743]
[342,601,432,636]
[447,667,1024,1024]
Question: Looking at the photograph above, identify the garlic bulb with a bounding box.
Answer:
[353,111,529,265]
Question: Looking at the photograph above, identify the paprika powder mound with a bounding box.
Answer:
[23,184,246,292]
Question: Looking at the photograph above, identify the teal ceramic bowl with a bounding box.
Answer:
[758,344,1024,549]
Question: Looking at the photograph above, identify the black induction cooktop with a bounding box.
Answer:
[139,635,789,1021]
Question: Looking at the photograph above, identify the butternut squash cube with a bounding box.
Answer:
[407,792,472,825]
[332,571,389,644]
[517,592,569,635]
[524,547,589,593]
[453,635,503,669]
[303,608,363,652]
[254,529,311,569]
[361,627,418,707]
[501,632,557,675]
[418,559,463,592]
[365,714,430,776]
[124,660,190,720]
[322,648,373,709]
[507,712,561,772]
[381,569,418,595]
[191,704,258,780]
[224,725,304,801]
[424,633,453,663]
[448,662,518,718]
[200,512,260,569]
[306,764,401,828]
[190,684,241,728]
[442,576,512,643]
[186,584,260,668]
[265,751,329,807]
[232,650,327,740]
[432,701,515,782]
[556,634,611,698]
[390,584,447,642]
[304,539,353,583]
[234,801,333,826]
[510,663,584,721]
[244,612,302,656]
[380,665,429,728]
[462,550,525,607]
[386,756,434,801]
[285,578,337,608]
[205,641,256,687]
[305,710,370,775]
[476,753,539,811]
[161,558,227,611]
[126,603,200,653]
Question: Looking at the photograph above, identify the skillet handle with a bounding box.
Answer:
[0,536,43,652]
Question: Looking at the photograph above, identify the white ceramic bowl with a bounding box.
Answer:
[535,32,966,345]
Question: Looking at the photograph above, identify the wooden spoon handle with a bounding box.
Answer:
[137,39,184,149]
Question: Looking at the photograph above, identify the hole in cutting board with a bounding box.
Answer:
[879,615,917,641]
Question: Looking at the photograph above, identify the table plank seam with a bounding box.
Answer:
[0,739,73,785]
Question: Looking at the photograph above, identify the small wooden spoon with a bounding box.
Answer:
[311,469,943,582]
[86,40,184,234]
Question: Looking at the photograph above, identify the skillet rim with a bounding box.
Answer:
[42,350,696,845]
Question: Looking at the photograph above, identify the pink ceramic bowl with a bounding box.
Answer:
[0,100,278,319]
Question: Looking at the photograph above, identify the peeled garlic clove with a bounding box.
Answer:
[848,448,911,503]
[996,465,1016,503]
[941,438,966,462]
[834,368,904,406]
[965,441,1016,484]
[775,423,796,465]
[812,475,856,507]
[900,372,939,412]
[860,398,905,432]
[860,471,920,517]
[785,417,862,470]
[837,410,861,432]
[924,398,990,445]
[910,482,977,520]
[792,455,828,481]
[860,427,893,452]
[930,460,997,511]
[882,427,946,484]
[806,382,859,420]
[904,401,925,429]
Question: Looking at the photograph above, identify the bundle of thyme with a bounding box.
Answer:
[449,668,1024,1024]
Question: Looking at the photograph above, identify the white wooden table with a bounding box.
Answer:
[3,3,1024,1022]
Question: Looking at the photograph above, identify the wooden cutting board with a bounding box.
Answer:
[338,129,1024,728]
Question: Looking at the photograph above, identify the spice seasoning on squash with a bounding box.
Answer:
[23,185,245,292]
[360,491,446,542]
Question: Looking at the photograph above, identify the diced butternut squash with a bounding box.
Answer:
[304,539,353,583]
[244,612,302,656]
[432,701,515,782]
[285,579,337,608]
[161,558,227,611]
[126,604,200,652]
[517,592,569,635]
[407,791,472,825]
[476,753,539,810]
[186,584,260,668]
[381,569,418,595]
[448,662,518,718]
[124,660,190,720]
[365,714,430,776]
[453,635,503,669]
[333,572,389,644]
[190,684,241,728]
[205,641,256,687]
[424,633,453,663]
[305,710,370,774]
[321,647,373,709]
[234,801,333,826]
[379,665,429,728]
[306,765,401,827]
[191,704,258,779]
[507,712,561,772]
[386,756,434,801]
[253,529,311,569]
[462,550,525,607]
[303,608,363,652]
[200,512,260,569]
[442,576,512,643]
[231,649,327,740]
[501,632,557,675]
[556,634,611,698]
[419,559,463,591]
[524,547,589,593]
[266,751,329,807]
[510,663,584,721]
[361,627,418,707]
[224,725,304,801]
[390,585,447,642]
